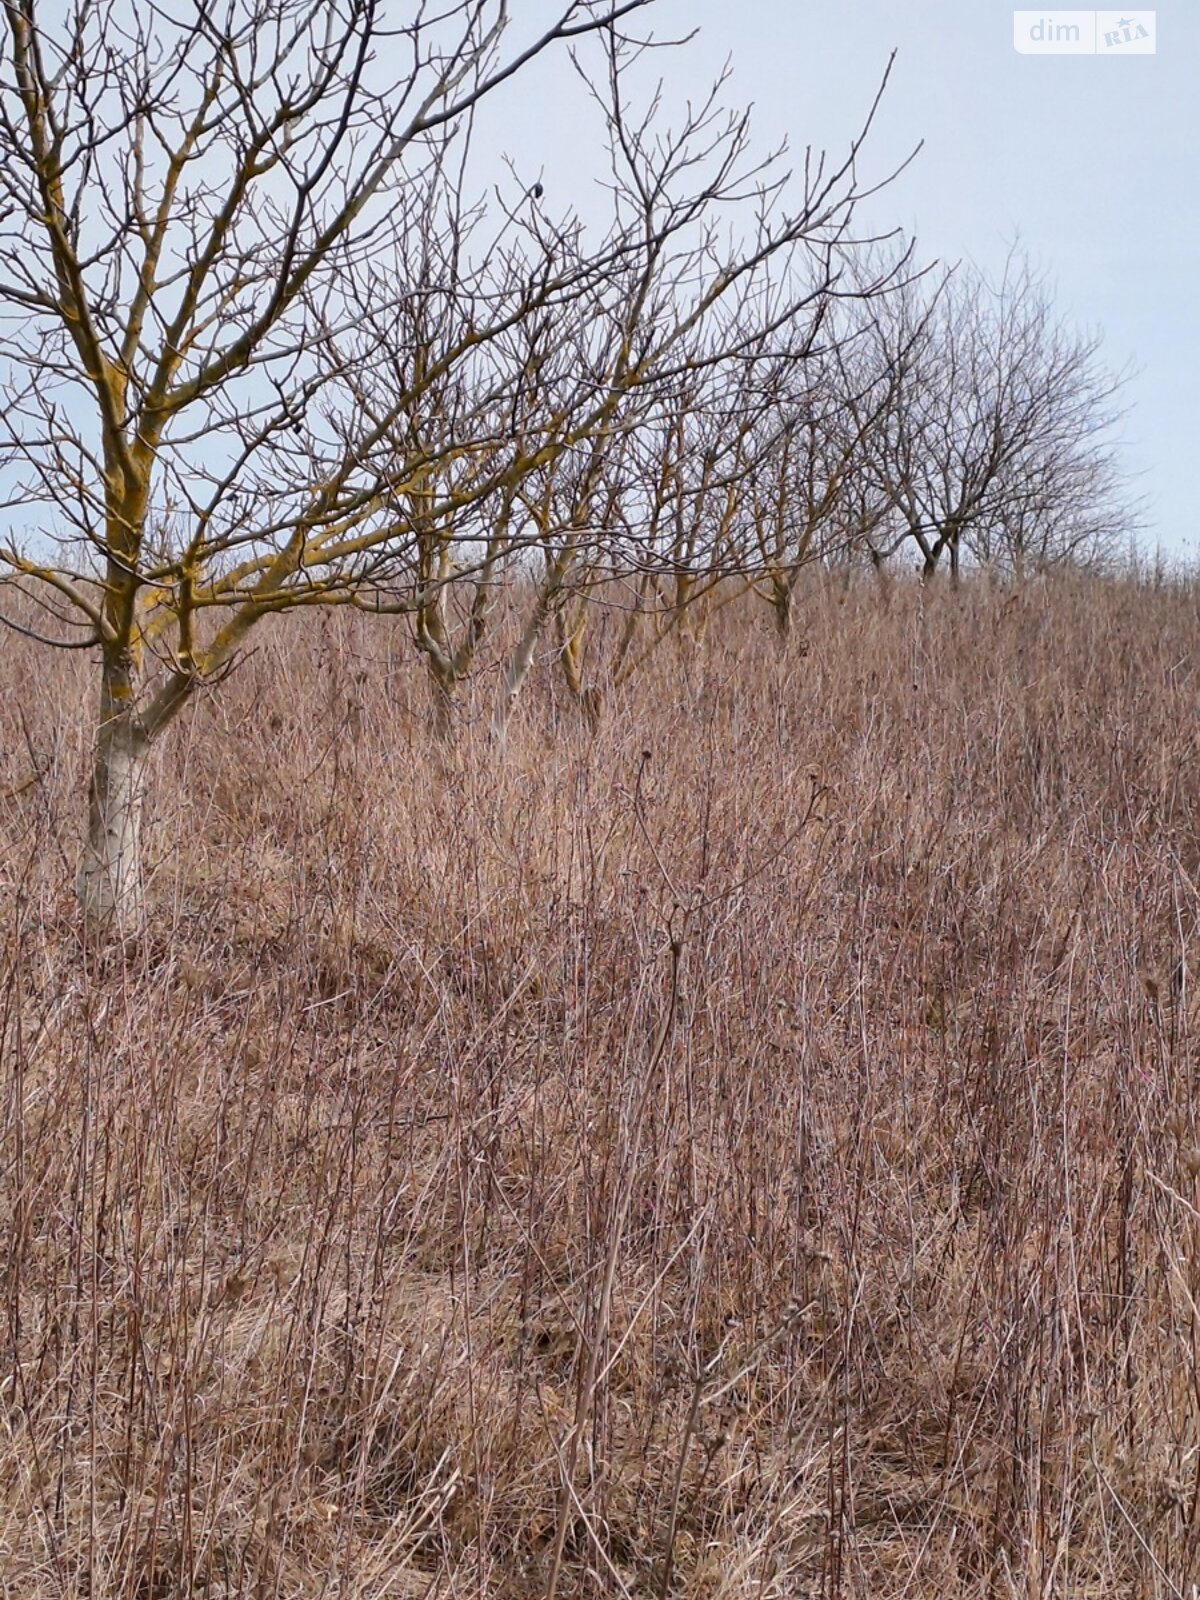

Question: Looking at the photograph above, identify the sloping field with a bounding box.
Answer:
[3,576,1200,1598]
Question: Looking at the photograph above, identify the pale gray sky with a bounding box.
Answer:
[493,1,1197,556]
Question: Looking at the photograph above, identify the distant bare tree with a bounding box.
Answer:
[747,319,905,640]
[474,35,911,739]
[513,315,850,725]
[858,252,1131,582]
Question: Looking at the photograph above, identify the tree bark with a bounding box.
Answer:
[77,659,148,934]
[491,574,561,744]
[771,579,793,643]
[424,655,460,743]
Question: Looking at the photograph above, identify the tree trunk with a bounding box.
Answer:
[555,605,605,734]
[492,578,559,744]
[77,663,148,934]
[425,655,460,743]
[557,606,587,699]
[771,580,792,644]
[579,685,605,736]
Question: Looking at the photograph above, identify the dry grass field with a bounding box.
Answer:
[4,574,1200,1598]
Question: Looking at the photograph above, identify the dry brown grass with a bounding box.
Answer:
[4,574,1200,1598]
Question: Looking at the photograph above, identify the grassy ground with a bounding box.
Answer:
[3,574,1200,1597]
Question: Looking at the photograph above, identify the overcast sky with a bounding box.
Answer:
[495,1,1196,557]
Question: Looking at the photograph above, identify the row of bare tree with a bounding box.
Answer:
[0,0,1133,930]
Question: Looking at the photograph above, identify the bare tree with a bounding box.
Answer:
[596,329,795,687]
[522,330,781,726]
[496,311,863,729]
[467,35,911,740]
[746,320,903,640]
[858,251,1130,583]
[0,0,904,929]
[983,447,1131,577]
[358,240,561,742]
